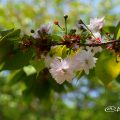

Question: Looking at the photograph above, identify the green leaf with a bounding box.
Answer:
[61,45,67,58]
[0,40,13,63]
[116,29,120,40]
[103,26,115,34]
[50,78,66,93]
[23,69,51,99]
[1,29,21,41]
[114,21,120,39]
[9,70,25,85]
[116,74,120,84]
[2,48,33,70]
[23,65,36,76]
[30,59,45,75]
[95,50,120,85]
[51,34,62,42]
[0,28,14,37]
[76,71,84,80]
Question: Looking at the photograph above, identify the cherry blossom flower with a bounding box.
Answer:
[88,17,104,32]
[49,57,75,84]
[74,50,97,74]
[86,46,102,55]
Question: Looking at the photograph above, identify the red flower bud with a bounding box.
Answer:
[54,20,59,25]
[96,37,101,43]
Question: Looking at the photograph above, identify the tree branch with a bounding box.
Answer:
[56,40,120,47]
[79,40,120,47]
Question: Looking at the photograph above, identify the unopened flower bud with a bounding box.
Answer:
[64,14,68,19]
[31,29,35,33]
[106,32,110,36]
[54,20,59,25]
[71,29,76,33]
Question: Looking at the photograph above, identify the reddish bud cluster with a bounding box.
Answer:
[62,35,80,50]
[20,40,32,49]
[107,42,120,55]
[64,35,80,41]
[96,37,101,43]
[19,40,32,53]
[23,40,32,47]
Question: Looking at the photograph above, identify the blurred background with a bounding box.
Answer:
[0,0,120,120]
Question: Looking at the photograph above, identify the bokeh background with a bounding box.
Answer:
[0,0,120,120]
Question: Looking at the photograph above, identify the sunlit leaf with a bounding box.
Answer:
[95,50,120,85]
[114,21,120,39]
[23,65,36,76]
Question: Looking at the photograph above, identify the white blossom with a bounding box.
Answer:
[74,50,97,74]
[49,58,75,84]
[44,54,54,68]
[86,46,102,55]
[88,17,104,32]
[33,23,52,39]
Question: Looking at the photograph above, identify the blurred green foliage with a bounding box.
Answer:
[0,0,120,120]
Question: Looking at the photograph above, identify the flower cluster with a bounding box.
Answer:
[48,49,97,84]
[31,16,120,84]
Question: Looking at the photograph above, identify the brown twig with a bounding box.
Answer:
[78,40,120,47]
[55,39,120,47]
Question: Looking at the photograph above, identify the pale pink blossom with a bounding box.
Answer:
[88,17,104,32]
[74,50,97,74]
[49,58,75,84]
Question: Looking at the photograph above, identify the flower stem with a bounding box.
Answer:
[64,15,68,34]
[80,19,96,39]
[57,24,65,31]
